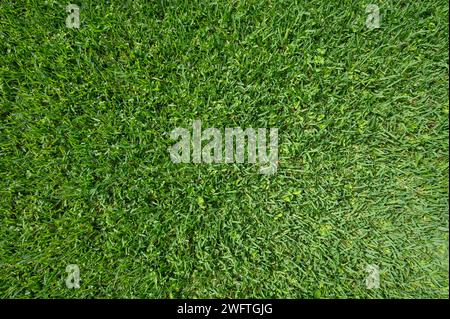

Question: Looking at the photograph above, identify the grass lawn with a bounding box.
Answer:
[0,0,448,298]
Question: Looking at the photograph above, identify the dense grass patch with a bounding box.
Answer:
[0,0,448,298]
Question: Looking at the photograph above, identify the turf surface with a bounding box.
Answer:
[0,0,448,298]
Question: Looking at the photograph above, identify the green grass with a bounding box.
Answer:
[0,0,448,298]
